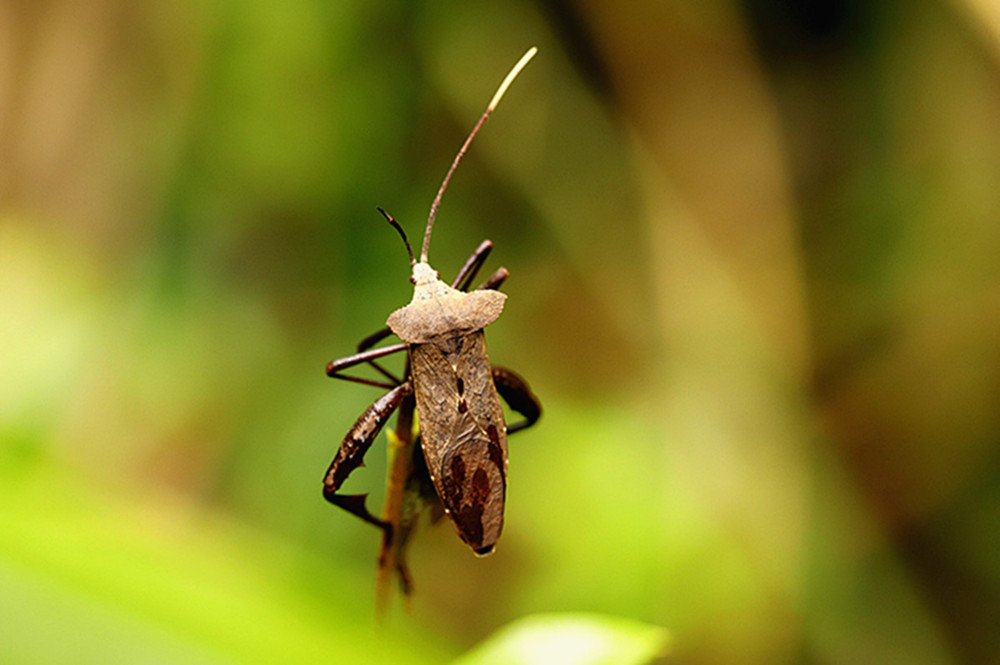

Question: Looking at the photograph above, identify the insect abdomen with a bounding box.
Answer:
[410,331,509,555]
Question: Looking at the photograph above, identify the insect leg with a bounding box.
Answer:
[492,366,541,434]
[326,343,408,389]
[354,327,404,384]
[450,239,509,292]
[357,327,394,352]
[323,382,413,533]
[477,267,509,291]
[452,240,494,291]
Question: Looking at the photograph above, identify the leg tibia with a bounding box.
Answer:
[492,366,541,434]
[323,382,412,529]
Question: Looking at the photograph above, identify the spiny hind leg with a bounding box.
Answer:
[323,382,412,534]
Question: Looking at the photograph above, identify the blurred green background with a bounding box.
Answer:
[3,1,1000,663]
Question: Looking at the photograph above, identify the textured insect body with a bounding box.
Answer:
[322,48,541,594]
[387,263,509,554]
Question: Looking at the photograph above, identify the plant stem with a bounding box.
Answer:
[374,390,415,617]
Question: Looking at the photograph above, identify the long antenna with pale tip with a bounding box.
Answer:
[377,206,416,267]
[420,46,538,264]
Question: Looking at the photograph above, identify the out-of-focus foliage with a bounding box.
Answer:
[3,1,1000,663]
[452,614,669,665]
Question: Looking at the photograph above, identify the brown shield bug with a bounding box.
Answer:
[322,48,541,590]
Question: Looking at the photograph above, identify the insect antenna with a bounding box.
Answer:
[420,46,537,264]
[377,206,416,267]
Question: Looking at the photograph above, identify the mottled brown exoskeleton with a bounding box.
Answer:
[322,49,541,577]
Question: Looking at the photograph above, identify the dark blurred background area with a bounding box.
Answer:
[3,1,999,663]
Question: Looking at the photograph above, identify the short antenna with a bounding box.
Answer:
[377,206,415,266]
[420,46,537,264]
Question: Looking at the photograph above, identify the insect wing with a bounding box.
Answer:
[410,332,508,555]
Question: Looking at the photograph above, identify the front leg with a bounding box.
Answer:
[452,239,493,290]
[323,382,412,533]
[325,343,408,389]
[492,366,541,434]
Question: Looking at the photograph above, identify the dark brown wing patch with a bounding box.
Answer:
[410,331,508,554]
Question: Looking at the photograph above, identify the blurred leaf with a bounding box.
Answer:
[0,459,453,665]
[4,0,1000,663]
[452,613,669,665]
